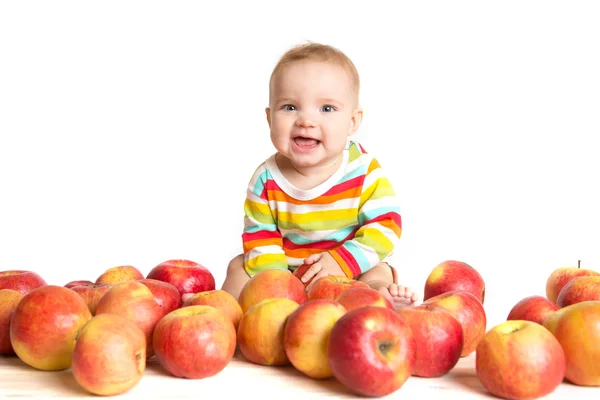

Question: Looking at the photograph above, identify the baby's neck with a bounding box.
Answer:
[276,154,343,191]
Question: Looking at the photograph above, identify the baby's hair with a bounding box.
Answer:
[269,41,360,105]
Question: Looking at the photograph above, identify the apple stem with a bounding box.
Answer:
[578,260,581,269]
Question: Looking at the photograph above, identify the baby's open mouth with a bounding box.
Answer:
[294,136,320,147]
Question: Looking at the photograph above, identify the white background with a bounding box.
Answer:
[1,1,599,330]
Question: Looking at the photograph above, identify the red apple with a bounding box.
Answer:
[72,313,146,396]
[238,269,307,314]
[546,260,600,304]
[307,276,369,301]
[543,300,600,386]
[292,263,314,288]
[146,259,215,298]
[182,289,243,330]
[153,305,236,379]
[69,283,113,315]
[423,260,485,304]
[9,285,92,370]
[327,306,416,397]
[0,289,24,355]
[506,295,559,325]
[556,276,600,307]
[284,299,347,379]
[96,265,144,285]
[237,298,300,366]
[397,304,463,377]
[335,287,393,311]
[64,280,94,289]
[423,290,486,357]
[95,281,164,358]
[477,320,566,399]
[137,278,182,315]
[0,270,46,294]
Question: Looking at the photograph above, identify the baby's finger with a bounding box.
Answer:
[301,263,322,283]
[305,269,328,293]
[303,253,322,265]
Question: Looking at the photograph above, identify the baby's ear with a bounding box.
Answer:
[265,107,272,128]
[348,106,363,136]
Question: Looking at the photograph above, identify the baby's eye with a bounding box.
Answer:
[282,104,296,111]
[321,105,335,112]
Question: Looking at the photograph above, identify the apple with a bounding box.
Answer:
[307,275,369,301]
[237,297,300,366]
[283,299,347,379]
[137,278,182,315]
[423,290,486,357]
[476,320,566,399]
[556,276,600,307]
[0,289,24,355]
[546,260,600,304]
[423,260,485,304]
[506,295,559,325]
[335,287,394,311]
[397,304,463,377]
[543,300,600,386]
[0,270,46,294]
[153,305,236,379]
[327,306,416,397]
[64,280,94,289]
[182,289,243,330]
[69,283,112,315]
[292,263,314,288]
[96,265,144,285]
[9,285,92,370]
[72,313,146,396]
[237,269,307,314]
[146,259,215,298]
[95,281,164,358]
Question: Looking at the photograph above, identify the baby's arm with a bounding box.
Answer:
[328,158,402,278]
[241,166,288,277]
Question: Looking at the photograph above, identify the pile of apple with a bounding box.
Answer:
[1,258,599,399]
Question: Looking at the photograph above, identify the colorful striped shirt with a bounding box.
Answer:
[241,141,402,279]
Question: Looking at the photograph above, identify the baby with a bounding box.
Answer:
[221,42,418,310]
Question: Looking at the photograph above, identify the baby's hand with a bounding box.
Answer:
[301,252,346,292]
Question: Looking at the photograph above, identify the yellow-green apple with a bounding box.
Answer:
[423,260,485,304]
[292,263,315,288]
[237,297,299,366]
[0,270,46,294]
[95,281,164,358]
[506,295,559,325]
[0,289,24,355]
[423,290,486,357]
[182,289,243,330]
[64,280,94,289]
[545,260,600,304]
[69,283,112,315]
[96,265,144,285]
[72,313,146,396]
[542,300,600,386]
[137,278,182,315]
[476,320,566,399]
[335,287,393,311]
[238,269,307,314]
[307,276,369,301]
[283,299,347,379]
[327,306,416,397]
[556,276,600,307]
[146,259,215,298]
[9,285,92,370]
[397,304,463,377]
[153,305,236,379]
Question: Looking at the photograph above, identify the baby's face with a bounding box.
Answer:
[267,60,361,170]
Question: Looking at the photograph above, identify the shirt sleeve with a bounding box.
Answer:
[328,158,402,279]
[241,165,288,277]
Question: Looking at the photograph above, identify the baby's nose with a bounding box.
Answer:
[295,111,317,127]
